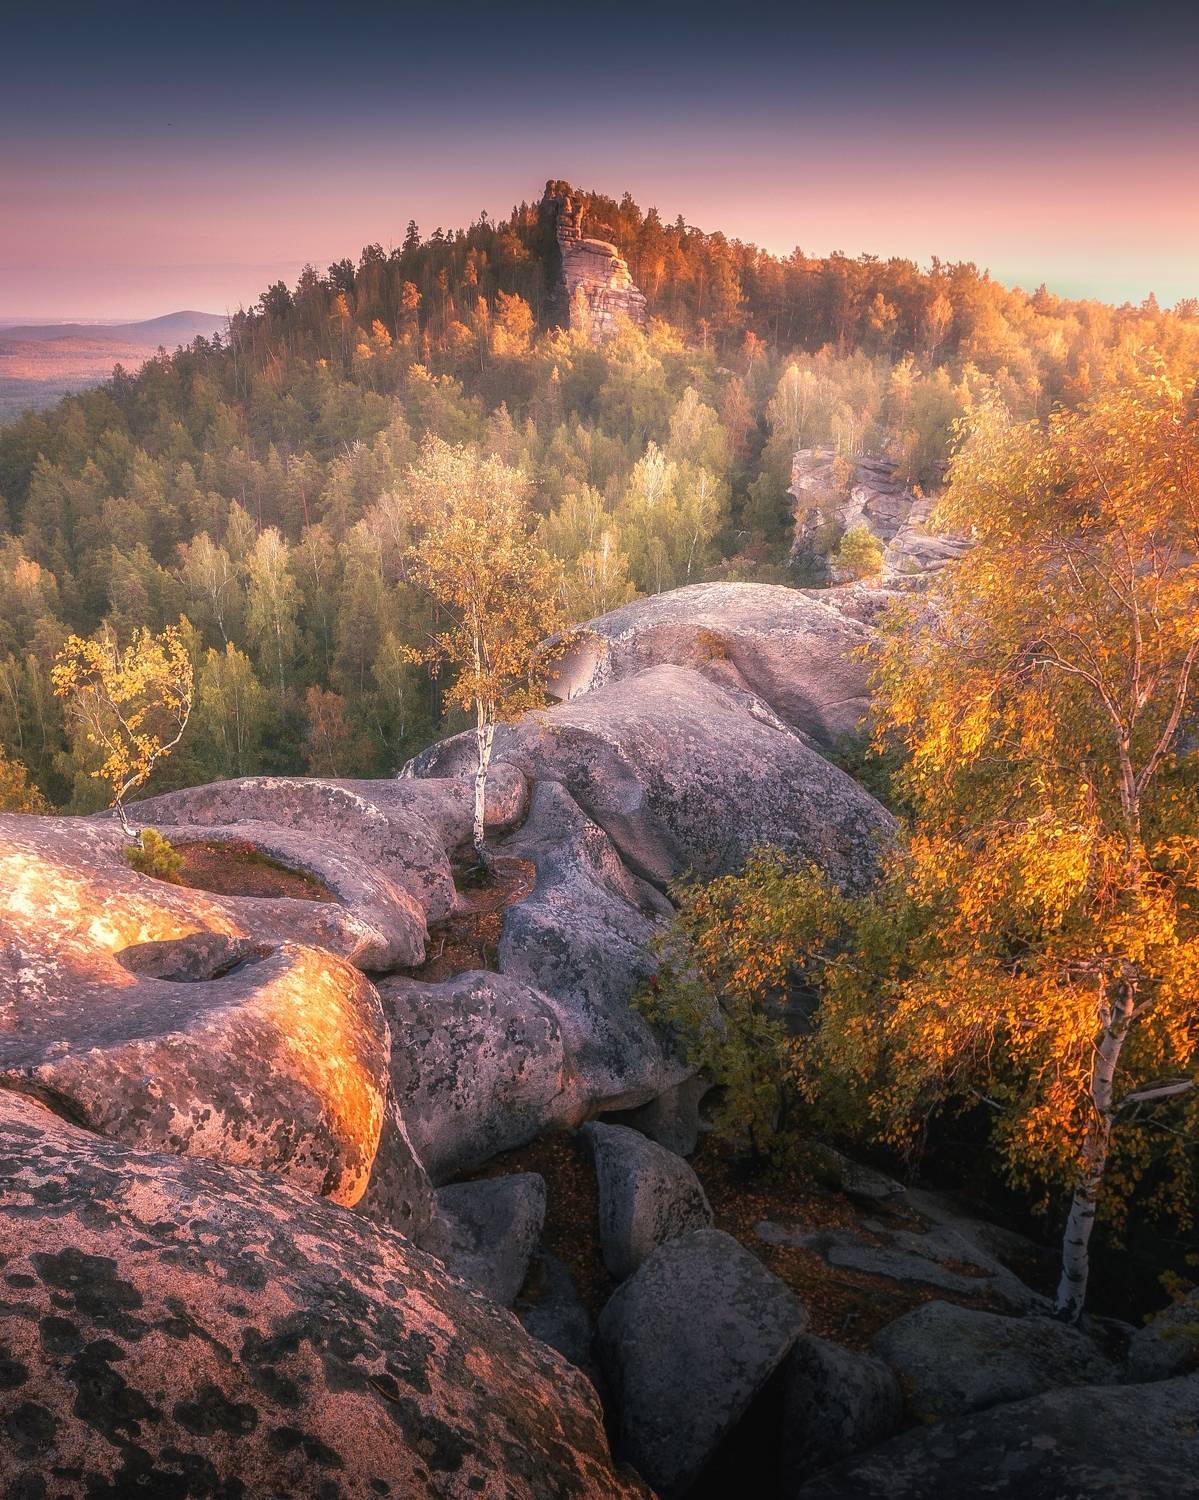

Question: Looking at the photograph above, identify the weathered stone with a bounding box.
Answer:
[549,581,876,745]
[130,770,525,925]
[793,1375,1199,1499]
[516,1251,596,1375]
[780,1334,903,1486]
[495,780,687,1112]
[605,1073,710,1157]
[0,1092,646,1500]
[415,665,893,893]
[580,1121,712,1279]
[757,1215,1043,1312]
[0,815,410,1217]
[1126,1289,1199,1382]
[872,1301,1116,1422]
[378,969,577,1183]
[596,1226,807,1497]
[432,1173,547,1306]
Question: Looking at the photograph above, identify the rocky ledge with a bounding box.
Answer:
[2,580,1194,1497]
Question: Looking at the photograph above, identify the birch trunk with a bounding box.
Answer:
[473,712,494,869]
[1055,1001,1129,1322]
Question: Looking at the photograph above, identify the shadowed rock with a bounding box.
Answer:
[0,1091,648,1500]
[872,1301,1116,1423]
[596,1226,807,1497]
[432,1173,547,1305]
[793,1374,1199,1499]
[495,780,687,1113]
[1126,1289,1199,1382]
[780,1334,903,1487]
[579,1121,712,1280]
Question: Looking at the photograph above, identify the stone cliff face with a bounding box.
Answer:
[790,448,969,582]
[543,180,647,339]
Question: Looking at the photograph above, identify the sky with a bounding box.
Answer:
[2,0,1197,320]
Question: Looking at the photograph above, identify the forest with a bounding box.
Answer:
[1,181,1198,810]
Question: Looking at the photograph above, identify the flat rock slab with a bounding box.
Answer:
[793,1374,1199,1499]
[872,1301,1116,1422]
[597,1226,807,1497]
[0,1091,649,1500]
[579,1121,712,1279]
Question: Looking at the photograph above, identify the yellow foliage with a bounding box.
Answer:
[52,622,194,831]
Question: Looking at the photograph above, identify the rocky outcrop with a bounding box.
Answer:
[0,814,432,1227]
[793,1374,1199,1499]
[580,1121,712,1280]
[413,665,893,892]
[430,1173,547,1306]
[543,181,647,340]
[0,1091,647,1500]
[596,1227,807,1497]
[872,1301,1116,1422]
[548,581,876,745]
[790,449,968,583]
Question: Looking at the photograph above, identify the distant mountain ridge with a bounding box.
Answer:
[0,310,228,344]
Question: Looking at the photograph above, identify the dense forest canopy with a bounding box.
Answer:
[2,180,1197,810]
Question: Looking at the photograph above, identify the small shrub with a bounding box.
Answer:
[830,522,885,580]
[126,828,183,883]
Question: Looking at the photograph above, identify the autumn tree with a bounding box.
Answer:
[51,622,194,831]
[0,747,48,813]
[645,368,1199,1321]
[404,438,567,864]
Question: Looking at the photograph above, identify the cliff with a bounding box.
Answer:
[543,180,648,339]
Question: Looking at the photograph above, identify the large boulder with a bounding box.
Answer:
[872,1301,1116,1422]
[378,969,577,1183]
[547,582,876,744]
[414,665,893,892]
[579,1121,713,1280]
[793,1374,1199,1499]
[495,780,688,1112]
[604,1073,710,1157]
[1126,1289,1199,1382]
[0,815,432,1226]
[516,1251,596,1376]
[596,1226,807,1497]
[780,1334,903,1487]
[0,1091,648,1500]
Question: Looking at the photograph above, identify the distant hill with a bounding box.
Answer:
[0,310,227,344]
[0,311,228,421]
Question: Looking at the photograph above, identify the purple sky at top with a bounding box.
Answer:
[2,0,1197,319]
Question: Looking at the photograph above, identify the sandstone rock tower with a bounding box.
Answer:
[543,180,647,339]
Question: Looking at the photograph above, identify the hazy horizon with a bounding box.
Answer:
[4,0,1198,320]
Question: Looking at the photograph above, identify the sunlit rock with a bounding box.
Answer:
[0,1091,649,1500]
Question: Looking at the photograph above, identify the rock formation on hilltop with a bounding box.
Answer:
[543,180,648,339]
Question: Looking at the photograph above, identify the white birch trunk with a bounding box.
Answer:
[1055,1007,1128,1321]
[473,713,494,868]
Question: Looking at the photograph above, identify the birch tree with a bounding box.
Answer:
[862,369,1199,1320]
[403,438,566,866]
